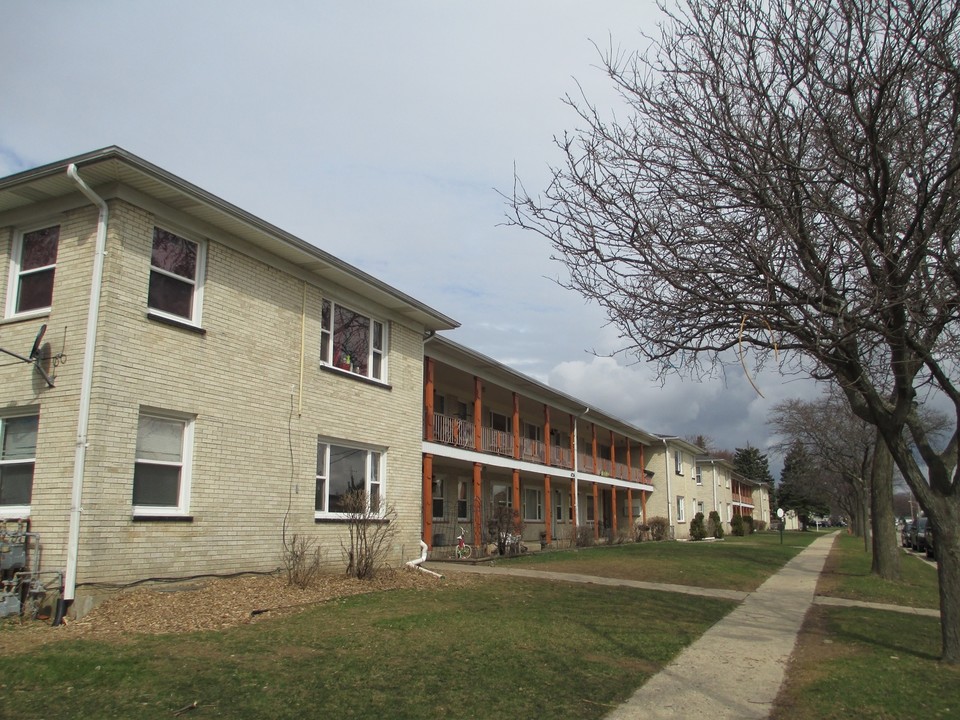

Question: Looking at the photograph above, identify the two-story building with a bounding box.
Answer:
[422,337,658,553]
[0,147,456,616]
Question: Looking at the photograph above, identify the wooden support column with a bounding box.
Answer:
[611,485,618,537]
[627,488,634,531]
[593,482,600,541]
[424,357,435,442]
[641,489,647,524]
[544,475,552,544]
[423,454,433,547]
[591,423,598,474]
[513,392,520,459]
[473,463,483,549]
[473,377,483,450]
[512,469,521,517]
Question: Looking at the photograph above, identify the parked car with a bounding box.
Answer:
[901,519,914,548]
[925,521,935,559]
[911,517,929,552]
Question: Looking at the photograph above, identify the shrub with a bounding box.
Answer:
[648,516,670,541]
[575,525,595,547]
[689,512,707,541]
[708,510,725,539]
[635,524,651,542]
[755,519,767,532]
[744,516,755,534]
[731,514,746,536]
[341,489,398,580]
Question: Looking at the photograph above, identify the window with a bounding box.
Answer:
[0,414,38,515]
[523,488,543,521]
[457,480,469,521]
[695,465,703,485]
[554,489,563,522]
[727,503,732,521]
[586,494,595,522]
[7,225,59,316]
[315,441,384,517]
[492,482,511,508]
[132,412,194,516]
[674,450,683,475]
[697,500,705,515]
[432,477,444,520]
[148,227,204,324]
[677,495,686,523]
[320,299,387,381]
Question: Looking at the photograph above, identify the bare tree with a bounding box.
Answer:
[511,0,960,661]
[341,489,398,580]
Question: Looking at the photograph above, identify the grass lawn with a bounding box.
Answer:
[772,533,957,719]
[816,533,940,608]
[1,577,734,720]
[508,529,820,591]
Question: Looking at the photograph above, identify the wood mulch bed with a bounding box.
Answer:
[0,567,466,654]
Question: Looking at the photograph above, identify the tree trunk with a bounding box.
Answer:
[934,509,960,664]
[870,435,900,580]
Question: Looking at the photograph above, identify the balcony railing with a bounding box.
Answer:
[430,412,642,481]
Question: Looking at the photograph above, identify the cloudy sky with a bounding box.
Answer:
[1,0,809,474]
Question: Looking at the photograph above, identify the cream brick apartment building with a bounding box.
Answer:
[0,147,456,615]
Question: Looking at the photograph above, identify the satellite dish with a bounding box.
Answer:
[29,324,46,361]
[0,323,55,388]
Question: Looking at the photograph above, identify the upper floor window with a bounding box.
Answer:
[674,450,684,475]
[320,299,386,382]
[7,225,59,317]
[148,227,205,325]
[0,413,39,515]
[132,411,194,517]
[695,465,703,485]
[315,440,384,518]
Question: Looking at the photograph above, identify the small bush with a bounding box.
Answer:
[731,514,746,536]
[648,516,670,541]
[755,520,767,532]
[281,532,322,589]
[744,516,755,534]
[689,512,707,541]
[635,524,651,542]
[708,510,725,539]
[575,525,595,547]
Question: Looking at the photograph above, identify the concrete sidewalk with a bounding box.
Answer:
[604,531,837,719]
[432,531,840,719]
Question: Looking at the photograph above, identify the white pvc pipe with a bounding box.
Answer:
[63,164,109,602]
[406,540,443,578]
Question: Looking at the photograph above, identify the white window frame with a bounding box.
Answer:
[457,479,469,521]
[0,412,39,518]
[523,487,543,522]
[432,476,444,520]
[6,224,60,319]
[674,450,683,475]
[554,489,563,522]
[695,465,703,485]
[315,439,386,519]
[132,410,194,518]
[677,495,686,523]
[147,226,206,327]
[320,299,387,382]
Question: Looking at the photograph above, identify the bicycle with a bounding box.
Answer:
[454,526,472,560]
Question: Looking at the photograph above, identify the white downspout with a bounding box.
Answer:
[63,164,109,606]
[406,540,443,579]
[572,408,588,527]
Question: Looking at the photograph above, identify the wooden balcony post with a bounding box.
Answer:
[424,358,435,441]
[591,424,598,474]
[473,463,483,549]
[609,429,616,476]
[513,392,520,460]
[626,439,633,482]
[544,406,551,465]
[473,377,482,450]
[423,454,433,547]
[544,475,552,545]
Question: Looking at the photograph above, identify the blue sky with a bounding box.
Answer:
[1,0,805,472]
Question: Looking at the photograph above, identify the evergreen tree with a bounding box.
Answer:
[732,445,774,485]
[777,442,831,530]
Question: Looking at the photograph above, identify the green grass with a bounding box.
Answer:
[508,530,820,591]
[817,533,940,608]
[772,606,960,719]
[1,577,734,720]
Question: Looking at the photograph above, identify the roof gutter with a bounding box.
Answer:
[61,164,109,609]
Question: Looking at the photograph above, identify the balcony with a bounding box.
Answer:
[429,412,643,482]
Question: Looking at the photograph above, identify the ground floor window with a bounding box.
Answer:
[457,480,469,520]
[432,476,444,520]
[316,440,384,517]
[0,413,38,514]
[677,495,686,523]
[523,487,543,521]
[491,482,511,509]
[132,411,194,516]
[555,489,563,522]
